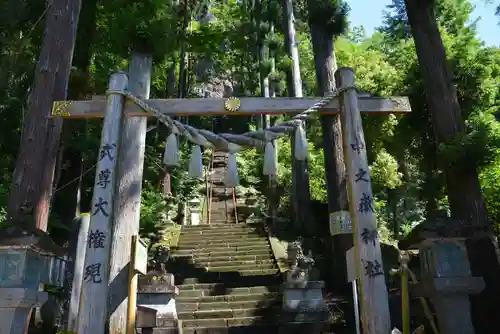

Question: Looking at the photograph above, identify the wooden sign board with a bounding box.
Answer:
[346,247,357,283]
[329,211,352,235]
[133,237,148,275]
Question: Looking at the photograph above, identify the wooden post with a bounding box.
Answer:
[336,67,391,333]
[107,53,152,333]
[126,235,138,334]
[77,72,128,334]
[67,214,91,332]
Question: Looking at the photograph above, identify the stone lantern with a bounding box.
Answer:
[399,211,485,334]
[0,224,66,334]
[187,198,201,226]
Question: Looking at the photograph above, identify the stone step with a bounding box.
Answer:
[136,328,178,334]
[172,263,276,278]
[171,259,276,273]
[180,316,278,329]
[177,285,278,298]
[180,267,278,277]
[180,228,264,238]
[176,274,280,288]
[173,243,271,253]
[181,223,259,231]
[177,298,280,312]
[178,306,281,320]
[177,239,269,250]
[206,263,276,272]
[177,292,280,304]
[181,228,268,240]
[178,282,278,292]
[172,253,272,264]
[181,324,279,334]
[189,259,275,269]
[171,249,272,259]
[179,233,266,242]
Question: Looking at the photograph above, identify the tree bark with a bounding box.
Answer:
[404,1,500,332]
[53,0,98,232]
[282,0,311,234]
[309,19,352,290]
[177,0,189,99]
[7,0,82,230]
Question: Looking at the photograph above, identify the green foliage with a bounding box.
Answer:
[370,149,403,190]
[97,0,178,58]
[306,0,350,35]
[438,112,500,168]
[480,153,500,232]
[140,184,175,240]
[2,0,500,253]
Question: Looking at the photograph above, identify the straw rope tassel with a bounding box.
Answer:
[163,125,180,166]
[263,132,277,176]
[294,121,308,161]
[224,143,242,187]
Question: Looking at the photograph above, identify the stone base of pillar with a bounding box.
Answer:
[280,281,330,334]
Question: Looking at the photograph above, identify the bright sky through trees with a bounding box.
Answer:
[349,0,499,46]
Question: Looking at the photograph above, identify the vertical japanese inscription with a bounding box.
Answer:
[355,168,369,183]
[92,197,109,217]
[360,228,378,246]
[99,143,116,161]
[362,260,384,278]
[88,230,106,249]
[97,169,112,189]
[350,136,365,155]
[84,263,103,283]
[358,192,374,214]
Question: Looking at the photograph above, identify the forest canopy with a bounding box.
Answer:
[0,0,499,244]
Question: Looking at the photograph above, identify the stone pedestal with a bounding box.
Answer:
[413,239,484,334]
[136,269,179,329]
[280,241,328,333]
[399,213,485,334]
[280,279,329,333]
[0,226,66,334]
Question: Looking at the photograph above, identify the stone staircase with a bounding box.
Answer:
[168,223,282,333]
[207,152,237,225]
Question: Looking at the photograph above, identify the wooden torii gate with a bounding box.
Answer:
[53,66,411,334]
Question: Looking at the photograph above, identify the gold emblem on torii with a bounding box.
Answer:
[224,97,240,112]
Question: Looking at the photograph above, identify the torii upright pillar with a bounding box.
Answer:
[337,67,391,333]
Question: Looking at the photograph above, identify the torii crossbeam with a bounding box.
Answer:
[51,95,410,118]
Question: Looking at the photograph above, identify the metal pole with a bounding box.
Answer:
[353,280,361,334]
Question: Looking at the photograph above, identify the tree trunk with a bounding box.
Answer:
[309,19,352,290]
[53,0,98,233]
[404,1,500,332]
[160,59,177,195]
[7,0,82,230]
[283,0,302,97]
[177,0,189,99]
[282,0,311,235]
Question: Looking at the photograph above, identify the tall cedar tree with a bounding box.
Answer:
[7,0,82,230]
[307,0,351,290]
[404,0,500,332]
